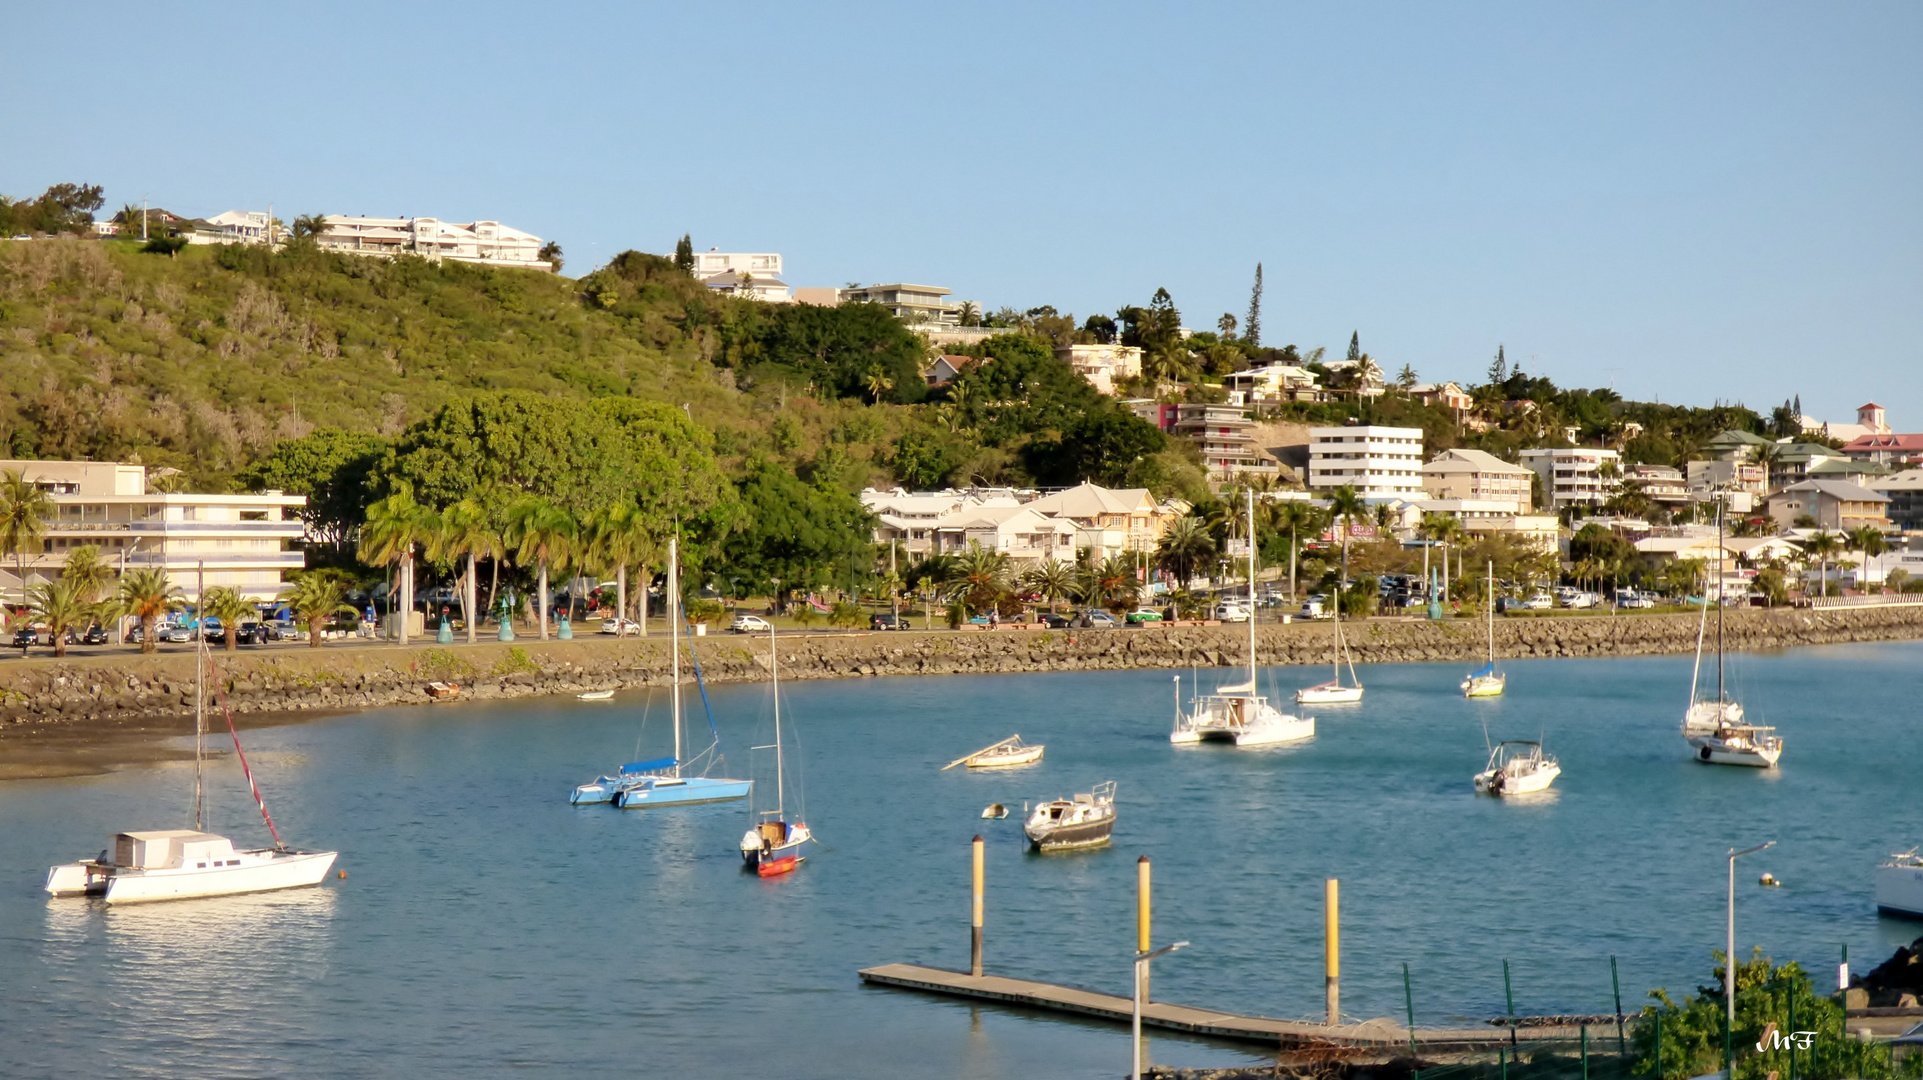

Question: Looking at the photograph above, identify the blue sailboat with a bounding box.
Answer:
[570,537,752,807]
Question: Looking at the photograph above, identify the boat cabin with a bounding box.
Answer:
[114,831,241,870]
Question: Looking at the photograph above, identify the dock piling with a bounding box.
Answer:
[1325,878,1339,1026]
[1138,856,1151,1002]
[971,835,984,977]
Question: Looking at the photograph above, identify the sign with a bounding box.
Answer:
[1226,539,1251,556]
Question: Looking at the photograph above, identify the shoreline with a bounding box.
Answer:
[4,606,1921,778]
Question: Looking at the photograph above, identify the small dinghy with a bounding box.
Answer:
[1024,781,1116,852]
[942,735,1044,771]
[982,803,1008,820]
[577,689,615,701]
[426,681,461,701]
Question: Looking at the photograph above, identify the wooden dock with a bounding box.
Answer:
[860,964,1595,1051]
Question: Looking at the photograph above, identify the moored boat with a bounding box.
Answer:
[1874,849,1923,918]
[1297,582,1363,705]
[1681,495,1782,768]
[942,735,1044,771]
[739,623,813,877]
[577,689,615,701]
[1024,781,1116,851]
[1461,563,1505,698]
[1473,740,1560,796]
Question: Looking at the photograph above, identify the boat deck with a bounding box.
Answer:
[857,964,1596,1050]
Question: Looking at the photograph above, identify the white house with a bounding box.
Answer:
[1054,344,1143,395]
[313,216,552,272]
[1519,447,1622,511]
[1309,425,1425,501]
[1224,363,1323,404]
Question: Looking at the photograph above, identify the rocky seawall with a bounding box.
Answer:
[2,606,1920,736]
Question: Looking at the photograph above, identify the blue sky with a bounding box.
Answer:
[5,2,1918,424]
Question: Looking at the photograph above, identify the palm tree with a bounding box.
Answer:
[1093,554,1142,615]
[864,366,896,404]
[116,567,185,654]
[589,504,656,631]
[952,542,1012,615]
[1,468,57,624]
[1845,526,1888,595]
[360,491,437,645]
[1750,442,1783,494]
[1020,558,1077,616]
[278,572,357,648]
[507,497,577,640]
[200,585,255,653]
[290,213,330,241]
[904,554,956,629]
[59,543,115,606]
[1801,531,1844,598]
[1275,501,1325,600]
[1326,485,1367,587]
[430,499,493,643]
[1155,517,1215,589]
[28,579,89,657]
[1396,364,1418,390]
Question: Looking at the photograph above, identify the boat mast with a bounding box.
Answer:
[1715,492,1725,702]
[1486,560,1495,667]
[770,623,783,815]
[194,631,204,831]
[669,536,681,773]
[1246,488,1257,690]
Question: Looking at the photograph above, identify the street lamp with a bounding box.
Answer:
[1726,841,1775,1074]
[1133,940,1190,1080]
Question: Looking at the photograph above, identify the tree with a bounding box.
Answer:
[291,213,330,241]
[0,469,56,618]
[359,491,437,644]
[957,301,981,326]
[1276,501,1325,599]
[430,499,493,643]
[1156,516,1215,588]
[863,365,896,404]
[587,502,657,630]
[1396,364,1418,389]
[142,236,190,258]
[1800,531,1843,598]
[1345,332,1362,368]
[239,429,389,552]
[1021,558,1077,615]
[1083,313,1117,344]
[720,461,873,610]
[951,542,1013,615]
[507,496,577,639]
[1845,526,1888,594]
[59,544,114,607]
[674,233,695,273]
[278,571,356,648]
[1090,554,1142,615]
[1244,263,1262,347]
[199,585,255,652]
[28,579,88,657]
[1327,485,1367,586]
[1216,312,1238,339]
[116,567,185,653]
[1487,344,1507,387]
[1029,410,1167,488]
[538,241,563,272]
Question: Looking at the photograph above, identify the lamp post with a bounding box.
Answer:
[1133,940,1190,1080]
[1727,840,1775,1074]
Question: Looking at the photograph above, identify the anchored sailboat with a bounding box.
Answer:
[1171,489,1314,746]
[1682,494,1782,767]
[741,624,812,876]
[1461,561,1505,698]
[47,634,337,903]
[1297,581,1363,705]
[571,537,753,806]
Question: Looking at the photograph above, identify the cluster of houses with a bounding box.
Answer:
[99,209,555,272]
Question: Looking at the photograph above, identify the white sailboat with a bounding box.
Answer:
[1297,581,1363,705]
[1171,490,1314,747]
[1682,495,1782,767]
[741,624,812,876]
[47,636,336,903]
[942,735,1045,770]
[1461,561,1505,698]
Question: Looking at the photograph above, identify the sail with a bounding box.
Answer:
[620,757,677,775]
[1213,680,1255,695]
[1469,662,1496,680]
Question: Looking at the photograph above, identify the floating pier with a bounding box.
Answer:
[858,964,1594,1051]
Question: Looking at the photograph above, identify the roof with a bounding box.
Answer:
[1868,468,1923,492]
[1705,429,1772,447]
[1806,458,1889,477]
[1635,536,1734,556]
[1774,479,1891,503]
[1424,448,1531,475]
[1842,433,1923,452]
[1026,483,1159,518]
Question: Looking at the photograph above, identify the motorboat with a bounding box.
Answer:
[982,804,1009,820]
[1297,582,1363,704]
[1171,491,1314,747]
[1874,849,1923,918]
[942,735,1044,771]
[1461,563,1505,697]
[1473,740,1561,796]
[426,681,461,701]
[1024,781,1116,851]
[572,538,753,807]
[47,636,336,903]
[1681,495,1782,768]
[739,623,813,877]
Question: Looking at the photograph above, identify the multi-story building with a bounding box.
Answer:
[312,215,551,272]
[1519,447,1622,512]
[1626,464,1693,511]
[1764,480,1891,533]
[1772,442,1851,488]
[1409,382,1473,421]
[841,283,962,327]
[1840,432,1923,468]
[189,209,274,246]
[688,251,793,303]
[1171,404,1277,481]
[1024,483,1182,560]
[1054,344,1143,395]
[1685,459,1768,511]
[861,489,1024,557]
[1700,429,1773,462]
[1223,363,1324,405]
[0,459,306,606]
[1869,468,1923,531]
[1421,448,1533,513]
[1309,425,1425,501]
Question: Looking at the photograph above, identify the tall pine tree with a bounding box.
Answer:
[1486,344,1507,386]
[1244,263,1263,346]
[1346,331,1361,366]
[674,234,695,273]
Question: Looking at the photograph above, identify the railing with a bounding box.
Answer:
[45,520,300,534]
[1805,593,1923,609]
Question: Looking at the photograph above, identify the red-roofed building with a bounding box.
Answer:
[1841,431,1923,468]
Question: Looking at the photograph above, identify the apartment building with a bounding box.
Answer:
[1869,468,1923,531]
[858,483,1179,565]
[1519,447,1622,511]
[1841,432,1923,468]
[1764,480,1891,533]
[0,459,306,604]
[862,489,1023,557]
[1685,459,1768,512]
[1222,363,1324,405]
[1421,448,1532,513]
[689,251,793,303]
[1054,343,1143,395]
[1171,404,1277,481]
[1626,464,1692,510]
[1308,425,1425,501]
[841,283,962,327]
[313,215,552,272]
[1025,483,1182,560]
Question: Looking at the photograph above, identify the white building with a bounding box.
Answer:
[314,216,552,272]
[688,251,792,303]
[1172,404,1277,481]
[1308,425,1425,501]
[1685,459,1767,512]
[1223,363,1323,404]
[841,284,962,327]
[1054,344,1143,395]
[862,489,1024,557]
[190,210,274,245]
[1519,447,1622,511]
[0,459,306,606]
[1421,448,1533,513]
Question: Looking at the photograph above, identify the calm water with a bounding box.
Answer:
[3,640,1920,1078]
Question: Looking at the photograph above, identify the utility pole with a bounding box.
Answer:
[141,195,148,241]
[890,539,899,624]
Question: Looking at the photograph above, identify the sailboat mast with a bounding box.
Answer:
[770,624,784,814]
[1715,494,1725,701]
[1246,489,1257,688]
[194,633,204,831]
[670,537,682,770]
[1486,560,1495,666]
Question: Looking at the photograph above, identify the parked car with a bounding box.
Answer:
[1041,612,1076,629]
[157,623,194,644]
[730,614,771,633]
[1124,608,1165,625]
[1074,610,1118,629]
[200,617,226,642]
[81,624,110,645]
[599,617,643,636]
[1615,591,1655,610]
[11,626,38,648]
[265,619,299,640]
[1212,602,1251,622]
[1523,593,1554,611]
[1299,596,1328,619]
[869,613,909,631]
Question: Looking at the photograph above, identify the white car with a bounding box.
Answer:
[1213,603,1252,623]
[1299,597,1327,619]
[730,614,771,633]
[1616,591,1655,610]
[1523,593,1554,610]
[598,617,642,636]
[1560,591,1598,609]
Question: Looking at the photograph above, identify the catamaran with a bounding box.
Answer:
[1171,490,1314,747]
[1461,561,1506,698]
[47,635,337,903]
[741,623,812,876]
[1297,582,1363,705]
[571,538,753,807]
[1681,495,1782,767]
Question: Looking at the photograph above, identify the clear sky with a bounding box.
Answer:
[5,2,1919,425]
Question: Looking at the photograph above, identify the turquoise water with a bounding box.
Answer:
[2,640,1919,1078]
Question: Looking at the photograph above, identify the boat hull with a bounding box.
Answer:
[570,780,619,804]
[1475,763,1560,796]
[49,850,338,903]
[1025,816,1114,852]
[616,776,752,808]
[1296,683,1363,705]
[1235,714,1315,746]
[1875,862,1923,918]
[1687,736,1781,768]
[1463,676,1505,698]
[966,746,1044,769]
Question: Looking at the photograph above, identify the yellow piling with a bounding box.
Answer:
[1325,877,1340,1026]
[1137,855,1152,1001]
[971,835,984,977]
